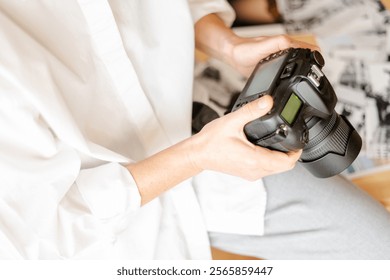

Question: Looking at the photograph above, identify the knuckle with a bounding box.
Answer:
[277,34,291,46]
[268,153,295,172]
[241,103,257,120]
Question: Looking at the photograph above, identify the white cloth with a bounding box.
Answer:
[0,0,266,259]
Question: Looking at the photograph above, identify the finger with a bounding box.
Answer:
[230,95,273,126]
[270,35,320,52]
[286,149,302,161]
[254,147,300,173]
[289,39,320,52]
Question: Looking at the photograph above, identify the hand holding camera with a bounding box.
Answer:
[191,94,301,181]
[231,48,362,177]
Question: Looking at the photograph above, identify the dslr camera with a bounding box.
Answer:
[231,48,362,178]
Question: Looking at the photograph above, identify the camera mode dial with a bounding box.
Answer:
[311,50,325,68]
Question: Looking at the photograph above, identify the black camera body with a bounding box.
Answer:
[231,48,362,178]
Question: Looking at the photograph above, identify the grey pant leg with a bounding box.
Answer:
[209,165,390,259]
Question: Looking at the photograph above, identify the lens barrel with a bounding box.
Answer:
[300,112,362,178]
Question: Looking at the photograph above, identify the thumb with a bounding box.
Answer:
[231,95,273,125]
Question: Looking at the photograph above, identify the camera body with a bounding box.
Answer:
[231,48,362,178]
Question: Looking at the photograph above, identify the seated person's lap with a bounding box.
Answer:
[210,165,390,259]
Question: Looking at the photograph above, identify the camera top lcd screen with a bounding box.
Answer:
[280,92,303,125]
[242,54,286,98]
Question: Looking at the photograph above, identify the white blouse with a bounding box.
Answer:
[0,0,266,259]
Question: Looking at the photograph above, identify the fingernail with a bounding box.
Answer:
[258,97,269,109]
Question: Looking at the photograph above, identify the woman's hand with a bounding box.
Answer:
[188,95,301,181]
[128,95,301,205]
[225,35,320,77]
[195,14,320,77]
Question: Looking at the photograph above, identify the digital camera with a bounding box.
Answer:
[231,48,362,178]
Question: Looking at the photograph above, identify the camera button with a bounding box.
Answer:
[289,49,299,60]
[301,129,309,144]
[280,62,296,79]
[277,124,288,137]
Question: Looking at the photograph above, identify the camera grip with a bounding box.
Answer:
[244,117,286,147]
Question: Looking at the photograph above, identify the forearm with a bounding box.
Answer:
[126,137,202,205]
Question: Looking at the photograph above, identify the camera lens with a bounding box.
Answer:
[300,112,362,178]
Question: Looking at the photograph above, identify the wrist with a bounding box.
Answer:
[126,136,205,205]
[219,32,243,67]
[185,134,206,174]
[195,13,243,67]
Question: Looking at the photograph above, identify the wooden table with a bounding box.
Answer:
[383,0,390,10]
[352,171,390,211]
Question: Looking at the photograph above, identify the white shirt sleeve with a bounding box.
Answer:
[187,0,236,26]
[76,163,141,220]
[0,85,142,258]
